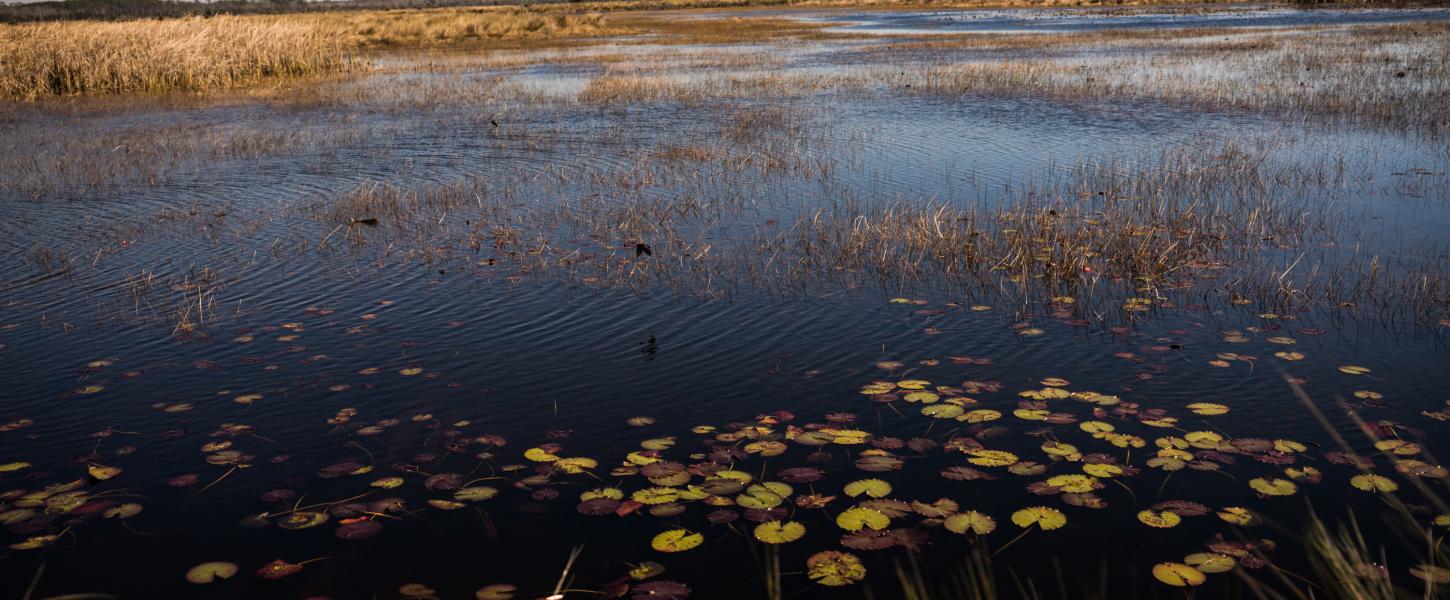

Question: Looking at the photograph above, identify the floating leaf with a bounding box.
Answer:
[10,535,57,550]
[475,582,516,597]
[1217,507,1259,526]
[965,450,1018,467]
[912,498,959,518]
[581,487,624,501]
[103,503,143,519]
[401,584,436,598]
[1137,510,1181,528]
[956,409,1002,424]
[523,447,558,463]
[1010,507,1066,531]
[1349,474,1398,493]
[1045,474,1099,493]
[1186,403,1229,416]
[255,559,304,581]
[185,562,238,584]
[1153,562,1206,587]
[736,489,784,510]
[743,441,787,457]
[753,521,806,544]
[277,511,329,530]
[1248,478,1297,497]
[551,457,598,474]
[806,551,867,586]
[629,562,666,580]
[943,511,996,535]
[1338,365,1371,375]
[87,464,122,481]
[633,488,681,505]
[836,507,890,531]
[1185,553,1236,574]
[1041,442,1080,459]
[1274,439,1307,453]
[651,529,703,553]
[922,404,964,419]
[843,479,892,498]
[455,486,499,502]
[1082,463,1124,478]
[904,391,940,403]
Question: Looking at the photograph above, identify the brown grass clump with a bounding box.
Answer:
[293,8,609,48]
[0,9,609,100]
[0,16,356,99]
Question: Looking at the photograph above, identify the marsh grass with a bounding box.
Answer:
[296,9,609,48]
[562,21,1449,132]
[0,16,358,99]
[0,120,397,194]
[279,123,1450,329]
[895,22,1450,132]
[8,12,1448,333]
[0,9,609,100]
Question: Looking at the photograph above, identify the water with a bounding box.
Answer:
[792,5,1450,35]
[1,8,1448,600]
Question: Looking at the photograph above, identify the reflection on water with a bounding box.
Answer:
[796,5,1450,35]
[1,8,1448,600]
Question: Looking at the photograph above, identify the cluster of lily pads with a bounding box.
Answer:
[3,294,1447,599]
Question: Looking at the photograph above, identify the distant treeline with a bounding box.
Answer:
[0,0,557,23]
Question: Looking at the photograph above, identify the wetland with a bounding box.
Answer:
[1,3,1449,599]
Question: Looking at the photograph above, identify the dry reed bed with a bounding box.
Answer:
[291,9,608,48]
[0,16,356,99]
[0,9,609,99]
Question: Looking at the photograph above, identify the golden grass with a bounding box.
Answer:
[0,8,609,100]
[289,8,609,48]
[0,16,355,99]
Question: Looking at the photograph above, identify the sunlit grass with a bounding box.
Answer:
[0,9,609,99]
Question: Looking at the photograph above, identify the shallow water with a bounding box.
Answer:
[1,8,1449,600]
[793,5,1450,35]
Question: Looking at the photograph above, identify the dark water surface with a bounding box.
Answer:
[2,8,1449,600]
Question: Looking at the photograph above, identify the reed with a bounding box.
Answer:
[0,16,357,99]
[0,9,609,100]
